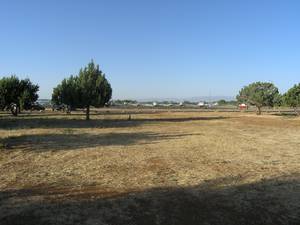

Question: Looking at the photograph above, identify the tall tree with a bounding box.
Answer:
[237,82,280,115]
[52,61,112,120]
[282,83,300,115]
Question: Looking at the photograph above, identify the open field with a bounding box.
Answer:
[0,110,300,225]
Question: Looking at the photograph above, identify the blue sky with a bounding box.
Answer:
[1,0,300,99]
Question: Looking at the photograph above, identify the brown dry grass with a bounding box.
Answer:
[0,110,299,225]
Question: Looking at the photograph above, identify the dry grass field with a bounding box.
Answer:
[0,110,299,225]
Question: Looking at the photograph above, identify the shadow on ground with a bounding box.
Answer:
[0,110,168,118]
[0,174,299,225]
[0,132,202,151]
[271,112,299,117]
[0,116,227,130]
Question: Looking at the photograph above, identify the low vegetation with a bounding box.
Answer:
[0,110,299,225]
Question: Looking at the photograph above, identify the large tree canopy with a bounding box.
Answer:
[0,75,39,115]
[237,82,280,115]
[52,61,112,120]
[282,83,300,115]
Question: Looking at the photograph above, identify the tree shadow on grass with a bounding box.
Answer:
[0,116,228,130]
[271,112,299,118]
[0,132,203,152]
[0,174,299,225]
[3,110,167,118]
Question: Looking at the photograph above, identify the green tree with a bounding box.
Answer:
[0,76,20,110]
[52,76,81,110]
[51,84,62,106]
[0,93,4,110]
[52,61,112,120]
[282,83,300,115]
[237,82,279,115]
[18,78,39,110]
[0,75,39,114]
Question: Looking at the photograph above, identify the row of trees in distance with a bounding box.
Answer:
[1,60,300,118]
[0,61,112,119]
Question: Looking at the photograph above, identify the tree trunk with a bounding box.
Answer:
[257,106,262,115]
[86,105,90,120]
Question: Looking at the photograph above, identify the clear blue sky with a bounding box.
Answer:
[1,0,300,99]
